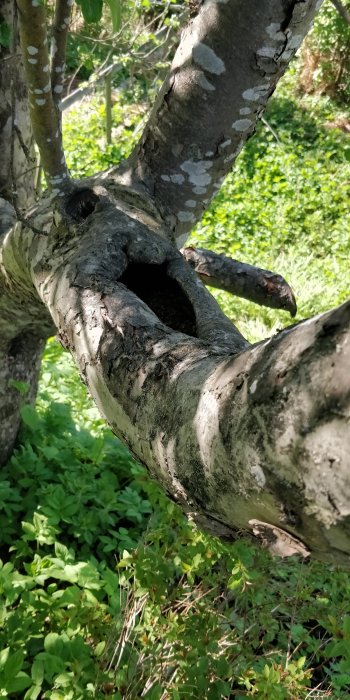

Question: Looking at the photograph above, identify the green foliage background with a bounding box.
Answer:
[1,2,350,698]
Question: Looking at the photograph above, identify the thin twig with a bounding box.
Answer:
[14,124,34,162]
[261,115,283,145]
[62,10,188,111]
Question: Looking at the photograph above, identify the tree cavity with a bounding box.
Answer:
[119,262,198,337]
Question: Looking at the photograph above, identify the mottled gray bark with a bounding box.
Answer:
[124,0,323,245]
[0,0,35,209]
[0,206,52,462]
[51,0,71,117]
[0,2,51,461]
[16,0,70,192]
[2,0,350,565]
[2,187,348,563]
[182,246,297,316]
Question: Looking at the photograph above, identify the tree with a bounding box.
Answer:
[0,0,349,566]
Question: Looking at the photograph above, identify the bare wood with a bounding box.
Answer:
[182,247,297,316]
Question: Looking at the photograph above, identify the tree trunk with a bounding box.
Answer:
[1,0,350,564]
[0,3,50,460]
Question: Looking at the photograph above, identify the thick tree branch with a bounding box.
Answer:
[123,0,324,245]
[51,0,71,119]
[182,247,297,316]
[16,0,70,193]
[2,0,349,569]
[2,190,349,563]
[0,198,54,462]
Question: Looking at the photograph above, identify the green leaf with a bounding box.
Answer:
[9,379,29,395]
[54,542,71,562]
[94,641,105,658]
[5,672,31,693]
[20,405,40,431]
[105,0,122,32]
[3,649,24,681]
[76,0,103,24]
[0,21,11,48]
[44,633,63,655]
[35,652,66,679]
[24,686,42,700]
[31,659,44,686]
[0,648,10,670]
[143,684,162,700]
[296,656,306,669]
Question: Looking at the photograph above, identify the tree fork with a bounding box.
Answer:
[2,189,349,563]
[1,0,349,566]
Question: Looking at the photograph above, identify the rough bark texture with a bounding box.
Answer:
[125,0,323,245]
[182,246,297,316]
[1,185,348,563]
[0,199,53,462]
[2,0,350,565]
[0,4,51,461]
[0,0,35,209]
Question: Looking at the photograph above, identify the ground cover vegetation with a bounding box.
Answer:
[0,1,350,698]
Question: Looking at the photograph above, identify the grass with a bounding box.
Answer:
[0,62,349,699]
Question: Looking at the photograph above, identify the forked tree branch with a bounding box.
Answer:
[3,198,348,563]
[182,247,297,316]
[3,0,348,566]
[16,0,70,193]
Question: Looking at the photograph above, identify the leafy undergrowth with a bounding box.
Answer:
[1,71,350,698]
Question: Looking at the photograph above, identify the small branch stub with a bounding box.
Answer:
[182,247,297,316]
